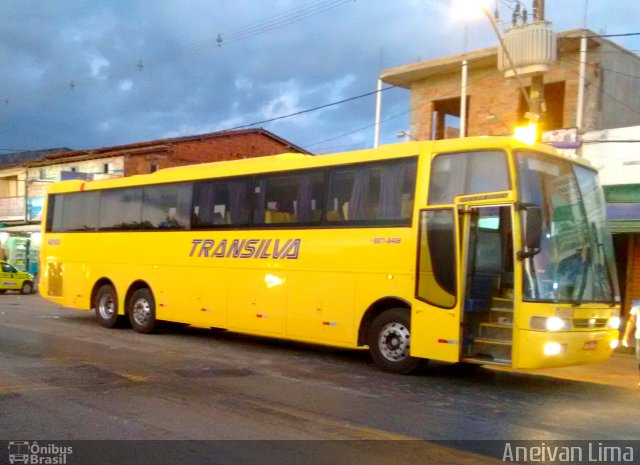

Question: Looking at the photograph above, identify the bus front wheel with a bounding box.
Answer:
[368,308,421,374]
[128,288,157,334]
[94,284,123,328]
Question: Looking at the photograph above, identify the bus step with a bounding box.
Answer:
[469,338,512,362]
[489,309,514,325]
[479,323,512,341]
[491,297,513,309]
[462,356,512,366]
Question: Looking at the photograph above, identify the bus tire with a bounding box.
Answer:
[368,308,421,374]
[20,281,33,295]
[94,284,123,328]
[128,288,157,334]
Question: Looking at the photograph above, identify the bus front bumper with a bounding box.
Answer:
[516,328,619,369]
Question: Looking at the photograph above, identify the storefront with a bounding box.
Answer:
[605,184,640,321]
[0,224,41,282]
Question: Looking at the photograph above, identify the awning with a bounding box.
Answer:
[607,204,640,234]
[604,184,640,233]
[0,224,41,233]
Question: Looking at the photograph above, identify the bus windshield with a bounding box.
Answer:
[516,152,620,304]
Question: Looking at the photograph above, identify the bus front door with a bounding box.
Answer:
[411,207,463,362]
[460,204,515,365]
[411,203,515,364]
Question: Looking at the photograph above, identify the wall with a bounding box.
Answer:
[598,42,640,130]
[403,36,640,140]
[408,49,593,139]
[581,125,640,186]
[26,156,125,182]
[124,133,301,176]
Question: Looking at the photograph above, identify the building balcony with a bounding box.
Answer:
[0,196,26,222]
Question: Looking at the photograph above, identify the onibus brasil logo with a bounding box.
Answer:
[7,441,73,464]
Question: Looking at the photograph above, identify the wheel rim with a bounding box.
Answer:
[132,298,151,326]
[22,283,32,293]
[98,293,115,320]
[378,321,411,362]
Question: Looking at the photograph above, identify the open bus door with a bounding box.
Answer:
[411,206,463,362]
[458,200,515,365]
[411,194,516,365]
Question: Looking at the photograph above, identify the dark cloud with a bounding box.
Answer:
[0,0,637,154]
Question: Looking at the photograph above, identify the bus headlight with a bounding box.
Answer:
[531,316,570,331]
[608,316,621,330]
[543,342,563,356]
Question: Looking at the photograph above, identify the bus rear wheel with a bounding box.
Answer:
[94,284,123,328]
[368,308,421,374]
[128,288,157,334]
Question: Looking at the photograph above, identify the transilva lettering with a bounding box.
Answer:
[190,238,300,260]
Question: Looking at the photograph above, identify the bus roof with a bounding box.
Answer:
[45,136,594,194]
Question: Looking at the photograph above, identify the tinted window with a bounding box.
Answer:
[99,188,143,230]
[327,158,416,223]
[428,151,509,205]
[254,172,325,225]
[49,192,100,232]
[193,178,251,227]
[417,209,457,308]
[142,183,192,229]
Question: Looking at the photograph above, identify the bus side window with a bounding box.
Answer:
[327,158,417,223]
[193,178,250,227]
[258,172,324,225]
[142,183,192,230]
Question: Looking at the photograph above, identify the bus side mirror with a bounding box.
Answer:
[518,206,542,259]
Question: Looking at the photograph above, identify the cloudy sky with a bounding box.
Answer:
[0,0,638,155]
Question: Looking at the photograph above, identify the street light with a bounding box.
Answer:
[451,0,493,21]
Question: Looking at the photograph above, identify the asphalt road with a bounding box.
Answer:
[1,294,638,464]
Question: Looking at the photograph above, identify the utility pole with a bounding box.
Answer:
[529,0,545,126]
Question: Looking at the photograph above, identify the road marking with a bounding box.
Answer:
[244,400,416,440]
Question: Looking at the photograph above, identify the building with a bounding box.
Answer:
[582,126,640,314]
[0,127,308,275]
[381,29,640,141]
[380,28,640,319]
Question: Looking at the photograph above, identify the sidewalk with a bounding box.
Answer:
[514,350,638,389]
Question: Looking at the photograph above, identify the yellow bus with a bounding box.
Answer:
[39,136,621,373]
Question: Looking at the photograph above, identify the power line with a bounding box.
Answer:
[562,55,640,81]
[227,86,396,131]
[306,65,502,150]
[592,32,640,39]
[558,56,640,117]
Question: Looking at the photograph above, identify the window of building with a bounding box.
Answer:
[103,163,110,174]
[518,81,565,131]
[431,96,469,140]
[150,163,158,173]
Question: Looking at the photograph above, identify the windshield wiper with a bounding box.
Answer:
[591,222,617,307]
[572,244,591,307]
